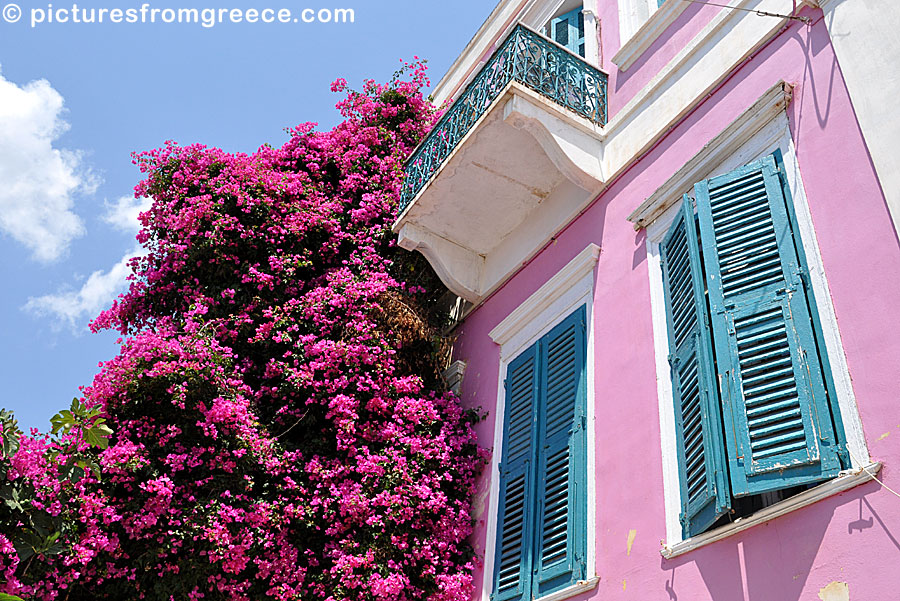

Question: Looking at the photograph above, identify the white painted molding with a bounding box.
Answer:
[490,243,600,347]
[523,0,567,36]
[662,463,884,559]
[583,8,600,67]
[396,222,485,302]
[537,577,600,601]
[503,87,606,191]
[627,81,793,228]
[612,0,690,71]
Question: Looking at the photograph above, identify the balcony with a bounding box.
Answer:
[394,24,608,303]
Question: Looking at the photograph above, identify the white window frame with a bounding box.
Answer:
[617,0,665,47]
[483,243,600,601]
[643,89,877,557]
[613,0,690,71]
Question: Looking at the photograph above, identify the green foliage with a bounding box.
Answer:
[0,401,113,586]
[0,410,20,460]
[50,398,113,451]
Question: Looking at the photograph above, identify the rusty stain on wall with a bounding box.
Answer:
[626,529,637,555]
[818,581,849,601]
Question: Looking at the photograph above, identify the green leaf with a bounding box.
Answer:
[3,485,24,513]
[50,409,75,435]
[85,459,102,480]
[12,531,40,562]
[30,511,54,538]
[0,593,27,601]
[84,425,111,450]
[0,409,21,458]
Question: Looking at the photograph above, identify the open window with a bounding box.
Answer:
[546,5,586,57]
[659,152,849,539]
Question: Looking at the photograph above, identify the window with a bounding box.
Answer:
[660,152,849,539]
[548,7,585,57]
[485,244,599,600]
[493,306,587,601]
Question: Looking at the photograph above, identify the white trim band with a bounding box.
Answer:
[662,462,883,558]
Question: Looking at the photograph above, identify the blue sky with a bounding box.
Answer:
[0,0,495,431]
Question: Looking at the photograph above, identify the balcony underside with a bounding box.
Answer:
[394,84,605,303]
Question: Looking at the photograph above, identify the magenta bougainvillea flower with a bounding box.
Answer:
[1,62,486,601]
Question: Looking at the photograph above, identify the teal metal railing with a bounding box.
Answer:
[399,24,608,213]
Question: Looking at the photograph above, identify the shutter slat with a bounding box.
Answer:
[696,155,842,496]
[661,200,732,538]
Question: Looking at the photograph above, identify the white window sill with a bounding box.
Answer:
[661,462,883,559]
[612,0,690,72]
[537,577,600,601]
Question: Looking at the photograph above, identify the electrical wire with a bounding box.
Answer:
[681,0,812,23]
[845,444,900,501]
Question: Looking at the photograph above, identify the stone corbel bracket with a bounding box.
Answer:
[502,83,606,194]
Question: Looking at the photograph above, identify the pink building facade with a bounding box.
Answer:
[395,2,900,600]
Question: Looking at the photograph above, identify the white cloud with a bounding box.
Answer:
[103,196,152,234]
[24,196,152,332]
[24,246,146,333]
[0,67,95,262]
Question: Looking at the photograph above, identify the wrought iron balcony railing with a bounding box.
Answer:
[399,24,608,213]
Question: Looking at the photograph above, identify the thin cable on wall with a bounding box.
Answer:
[682,0,812,24]
[845,445,900,501]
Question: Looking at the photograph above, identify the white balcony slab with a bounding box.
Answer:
[395,82,605,303]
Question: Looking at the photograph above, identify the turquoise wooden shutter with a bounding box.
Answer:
[551,8,586,57]
[660,201,731,538]
[494,344,539,601]
[658,0,667,7]
[534,307,587,596]
[695,154,841,497]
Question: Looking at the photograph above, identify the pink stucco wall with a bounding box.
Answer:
[453,7,900,601]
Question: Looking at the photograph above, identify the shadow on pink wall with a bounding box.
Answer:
[660,480,899,600]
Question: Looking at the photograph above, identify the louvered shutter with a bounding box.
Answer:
[660,201,732,538]
[551,8,586,57]
[695,154,841,497]
[494,345,539,601]
[534,307,587,596]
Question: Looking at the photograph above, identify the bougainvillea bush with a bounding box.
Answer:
[0,64,486,600]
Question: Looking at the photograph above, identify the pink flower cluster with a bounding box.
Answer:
[2,61,486,600]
